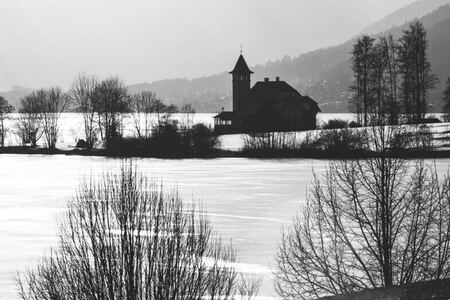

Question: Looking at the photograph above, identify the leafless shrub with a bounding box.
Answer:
[17,163,239,299]
[275,153,450,299]
[312,127,368,152]
[243,131,296,152]
[237,274,263,300]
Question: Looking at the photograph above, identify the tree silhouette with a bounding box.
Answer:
[275,128,450,299]
[18,163,240,299]
[0,96,14,147]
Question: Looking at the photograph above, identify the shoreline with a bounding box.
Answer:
[2,146,450,160]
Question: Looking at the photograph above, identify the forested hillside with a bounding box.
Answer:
[3,2,450,113]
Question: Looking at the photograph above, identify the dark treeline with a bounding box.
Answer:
[349,20,438,126]
[242,125,437,158]
[0,74,218,156]
[443,77,450,121]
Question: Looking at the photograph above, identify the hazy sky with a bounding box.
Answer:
[0,0,418,91]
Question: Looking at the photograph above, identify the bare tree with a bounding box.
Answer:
[153,99,178,132]
[381,35,400,125]
[17,162,240,299]
[70,74,98,149]
[92,77,129,147]
[275,129,450,299]
[370,39,389,125]
[38,87,68,149]
[16,91,45,146]
[180,103,196,131]
[130,91,158,138]
[237,274,263,300]
[349,36,375,127]
[0,96,14,147]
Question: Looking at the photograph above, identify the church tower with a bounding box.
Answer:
[229,54,253,115]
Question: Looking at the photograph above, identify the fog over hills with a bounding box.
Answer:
[306,3,450,112]
[2,0,450,113]
[125,1,450,113]
[361,0,450,34]
[0,86,34,109]
[2,0,418,92]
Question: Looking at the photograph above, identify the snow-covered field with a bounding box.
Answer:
[1,156,450,299]
[1,113,450,299]
[0,155,325,299]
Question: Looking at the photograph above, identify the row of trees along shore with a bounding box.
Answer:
[349,20,439,126]
[0,74,218,155]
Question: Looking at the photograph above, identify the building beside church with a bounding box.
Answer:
[214,54,320,134]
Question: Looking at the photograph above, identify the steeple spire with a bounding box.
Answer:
[230,53,252,114]
[229,53,254,74]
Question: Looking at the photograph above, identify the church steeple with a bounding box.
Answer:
[230,54,252,114]
[229,54,254,75]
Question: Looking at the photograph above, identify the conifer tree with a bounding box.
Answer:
[443,77,450,121]
[398,21,436,123]
[349,36,375,127]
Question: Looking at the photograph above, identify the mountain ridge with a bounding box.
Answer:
[2,0,450,113]
[126,3,450,113]
[361,0,450,35]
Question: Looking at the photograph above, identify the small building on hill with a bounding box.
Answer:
[214,54,320,134]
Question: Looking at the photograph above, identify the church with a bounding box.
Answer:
[214,54,320,134]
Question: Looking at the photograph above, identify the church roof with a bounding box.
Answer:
[250,80,321,112]
[213,111,234,120]
[229,55,254,74]
[251,80,298,95]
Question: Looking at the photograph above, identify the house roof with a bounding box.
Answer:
[249,80,321,112]
[229,55,254,74]
[213,111,235,120]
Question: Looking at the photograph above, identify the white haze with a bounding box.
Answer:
[0,0,418,91]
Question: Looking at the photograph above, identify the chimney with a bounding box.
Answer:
[264,77,269,82]
[276,77,280,82]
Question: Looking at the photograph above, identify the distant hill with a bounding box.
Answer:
[128,2,450,113]
[3,1,450,114]
[306,4,450,112]
[361,0,450,35]
[0,86,34,108]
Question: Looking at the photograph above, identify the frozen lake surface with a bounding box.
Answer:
[0,112,449,298]
[1,155,450,299]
